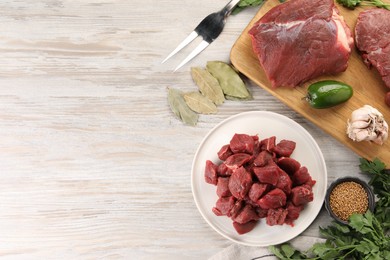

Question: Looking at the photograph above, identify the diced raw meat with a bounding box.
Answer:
[224,153,252,170]
[244,197,258,207]
[272,140,296,157]
[212,196,235,216]
[285,202,304,226]
[304,178,317,189]
[253,150,275,167]
[277,157,301,175]
[212,207,223,216]
[275,168,292,195]
[266,208,288,226]
[253,165,279,186]
[291,166,311,185]
[217,144,233,161]
[252,135,261,158]
[291,186,314,206]
[205,160,218,185]
[228,167,253,199]
[248,0,353,87]
[233,220,258,235]
[355,9,390,90]
[233,204,260,224]
[248,183,270,202]
[256,207,268,218]
[217,163,231,177]
[216,177,231,197]
[228,199,244,218]
[205,133,317,234]
[260,136,276,152]
[229,133,255,154]
[258,188,287,209]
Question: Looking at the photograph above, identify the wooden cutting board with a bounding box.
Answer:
[230,0,390,166]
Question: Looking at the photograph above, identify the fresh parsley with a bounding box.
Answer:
[359,158,390,230]
[337,0,390,10]
[232,0,286,15]
[269,158,390,259]
[232,0,265,15]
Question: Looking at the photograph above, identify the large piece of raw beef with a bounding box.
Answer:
[355,9,390,90]
[248,0,353,88]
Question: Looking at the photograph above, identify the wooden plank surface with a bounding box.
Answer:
[231,0,390,165]
[0,0,374,259]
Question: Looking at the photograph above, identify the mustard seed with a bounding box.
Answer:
[329,181,368,221]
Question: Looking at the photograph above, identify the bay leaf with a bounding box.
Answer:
[191,67,225,105]
[206,61,250,99]
[167,87,198,126]
[225,93,253,101]
[183,91,217,114]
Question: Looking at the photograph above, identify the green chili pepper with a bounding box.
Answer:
[305,80,353,109]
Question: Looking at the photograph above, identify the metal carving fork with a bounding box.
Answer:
[162,0,241,71]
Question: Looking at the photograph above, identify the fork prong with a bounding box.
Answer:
[161,31,198,64]
[174,40,210,72]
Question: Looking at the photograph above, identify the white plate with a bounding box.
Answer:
[191,111,327,246]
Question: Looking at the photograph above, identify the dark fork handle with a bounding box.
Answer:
[195,0,240,42]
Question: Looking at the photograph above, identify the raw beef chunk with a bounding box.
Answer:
[272,140,296,157]
[217,144,233,161]
[285,202,304,226]
[217,163,230,177]
[258,188,287,209]
[266,208,288,226]
[304,178,317,189]
[291,166,311,185]
[253,165,279,186]
[248,183,269,202]
[233,220,258,235]
[248,0,353,87]
[277,157,301,175]
[212,196,235,216]
[229,133,255,154]
[291,186,314,206]
[256,207,269,219]
[228,199,244,218]
[205,160,218,185]
[275,168,292,195]
[253,150,275,167]
[228,167,253,199]
[355,9,390,96]
[224,153,252,170]
[233,204,260,224]
[260,136,276,152]
[216,177,231,197]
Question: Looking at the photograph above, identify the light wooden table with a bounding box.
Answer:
[0,1,363,259]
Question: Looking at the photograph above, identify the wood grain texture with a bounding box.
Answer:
[231,0,390,165]
[0,0,372,259]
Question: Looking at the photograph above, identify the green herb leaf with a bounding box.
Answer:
[206,61,250,99]
[349,213,373,234]
[167,87,198,126]
[280,244,296,258]
[337,0,361,8]
[359,158,390,230]
[232,0,265,15]
[183,91,217,114]
[190,67,225,105]
[310,242,340,259]
[359,158,385,174]
[336,0,390,10]
[269,244,307,259]
[355,239,379,255]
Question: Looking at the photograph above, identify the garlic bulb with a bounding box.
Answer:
[347,105,388,145]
